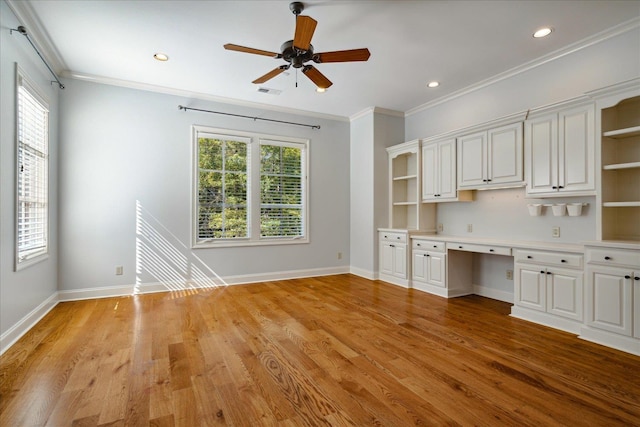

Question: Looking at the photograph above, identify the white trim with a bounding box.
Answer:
[405,17,640,118]
[473,285,513,304]
[0,292,58,355]
[510,306,582,335]
[349,266,377,280]
[65,71,349,122]
[349,106,404,122]
[579,326,640,357]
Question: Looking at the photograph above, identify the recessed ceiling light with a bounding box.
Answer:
[427,81,440,88]
[533,27,553,38]
[153,53,169,61]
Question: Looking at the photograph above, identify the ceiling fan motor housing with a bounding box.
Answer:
[289,2,304,15]
[280,40,314,68]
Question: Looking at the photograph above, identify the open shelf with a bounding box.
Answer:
[603,201,640,207]
[603,161,640,170]
[393,174,418,181]
[603,125,640,139]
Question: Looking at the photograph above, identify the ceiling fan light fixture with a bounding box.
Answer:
[533,27,553,38]
[153,52,169,61]
[316,87,326,93]
[427,81,440,88]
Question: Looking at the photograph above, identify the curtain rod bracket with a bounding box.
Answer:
[177,105,320,130]
[11,26,65,89]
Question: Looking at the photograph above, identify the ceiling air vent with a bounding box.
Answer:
[257,87,282,95]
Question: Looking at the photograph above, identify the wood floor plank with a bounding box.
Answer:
[1,274,639,426]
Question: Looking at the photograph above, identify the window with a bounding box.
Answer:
[193,127,308,247]
[16,69,49,268]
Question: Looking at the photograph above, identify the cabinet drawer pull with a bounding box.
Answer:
[552,186,558,189]
[390,244,395,248]
[384,235,388,238]
[625,275,631,279]
[546,272,552,275]
[397,236,401,240]
[489,249,494,252]
[635,277,640,281]
[558,186,564,189]
[604,256,611,261]
[561,259,567,263]
[433,245,438,248]
[487,179,492,182]
[540,271,545,274]
[527,255,532,259]
[417,243,421,246]
[459,246,463,249]
[426,254,430,257]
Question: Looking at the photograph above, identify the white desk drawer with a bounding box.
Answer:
[586,247,640,268]
[379,231,407,243]
[413,240,445,252]
[515,249,583,269]
[447,242,511,256]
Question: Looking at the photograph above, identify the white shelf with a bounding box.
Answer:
[603,126,640,139]
[603,201,640,207]
[603,161,640,170]
[393,201,417,206]
[393,174,418,181]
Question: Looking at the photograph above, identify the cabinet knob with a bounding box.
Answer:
[390,244,395,248]
[487,179,492,182]
[527,255,533,259]
[417,243,421,246]
[489,249,494,252]
[459,246,463,249]
[540,271,545,274]
[558,186,564,189]
[426,254,430,257]
[397,236,401,240]
[625,275,631,279]
[547,272,552,275]
[635,277,640,281]
[433,245,438,248]
[561,259,567,263]
[604,256,611,261]
[552,186,558,189]
[384,235,388,238]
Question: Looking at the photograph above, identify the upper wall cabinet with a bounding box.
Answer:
[422,138,473,203]
[457,122,524,190]
[524,100,595,197]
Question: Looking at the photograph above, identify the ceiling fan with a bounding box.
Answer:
[223,1,370,90]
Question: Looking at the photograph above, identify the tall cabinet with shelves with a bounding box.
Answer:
[599,95,640,241]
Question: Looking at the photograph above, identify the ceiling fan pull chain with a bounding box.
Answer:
[296,68,298,88]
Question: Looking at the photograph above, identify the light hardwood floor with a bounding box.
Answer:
[1,274,639,426]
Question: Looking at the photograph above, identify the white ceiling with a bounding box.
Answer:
[9,0,640,118]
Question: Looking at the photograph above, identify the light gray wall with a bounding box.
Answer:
[0,0,59,336]
[58,79,350,291]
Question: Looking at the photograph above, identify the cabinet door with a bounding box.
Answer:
[426,252,446,288]
[546,268,583,321]
[586,266,633,336]
[515,265,546,311]
[421,143,438,200]
[393,244,407,279]
[380,242,394,276]
[634,272,640,339]
[438,139,457,199]
[412,250,428,283]
[488,122,523,186]
[558,104,595,193]
[457,131,487,188]
[525,114,558,194]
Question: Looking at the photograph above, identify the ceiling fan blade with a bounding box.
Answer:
[302,65,333,89]
[293,15,317,51]
[252,66,289,84]
[223,43,279,57]
[315,48,371,63]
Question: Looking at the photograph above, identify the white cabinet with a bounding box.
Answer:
[422,138,472,203]
[387,141,435,231]
[412,239,446,289]
[512,249,584,333]
[524,101,595,196]
[457,122,523,190]
[378,230,409,287]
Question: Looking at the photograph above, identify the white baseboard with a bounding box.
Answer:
[0,292,59,355]
[473,285,513,303]
[349,266,377,280]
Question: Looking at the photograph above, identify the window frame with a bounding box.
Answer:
[192,126,309,248]
[15,66,50,270]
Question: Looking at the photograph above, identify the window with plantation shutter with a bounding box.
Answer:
[193,126,308,247]
[16,70,49,268]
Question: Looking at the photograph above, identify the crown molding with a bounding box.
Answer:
[5,0,67,73]
[405,16,640,118]
[64,71,350,123]
[349,106,404,122]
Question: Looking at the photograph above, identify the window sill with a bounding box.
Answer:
[193,237,309,249]
[15,252,49,271]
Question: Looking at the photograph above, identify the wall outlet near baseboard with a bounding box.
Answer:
[467,224,473,233]
[506,270,513,280]
[337,252,342,260]
[115,266,123,275]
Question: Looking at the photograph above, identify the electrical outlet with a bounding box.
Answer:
[115,266,123,275]
[467,224,473,233]
[437,223,444,232]
[506,270,513,280]
[337,252,342,260]
[552,226,560,238]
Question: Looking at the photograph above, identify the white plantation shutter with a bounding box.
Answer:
[16,72,49,266]
[260,140,305,238]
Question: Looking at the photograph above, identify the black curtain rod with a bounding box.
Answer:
[11,26,65,89]
[178,105,320,130]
